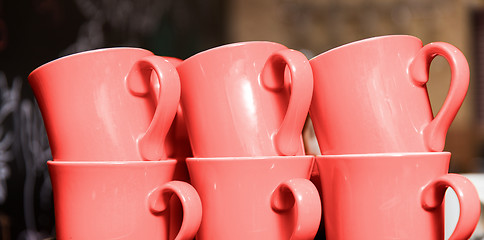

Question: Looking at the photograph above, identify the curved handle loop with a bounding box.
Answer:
[261,49,313,156]
[126,56,181,160]
[409,42,469,152]
[421,174,480,240]
[147,181,202,240]
[271,178,322,240]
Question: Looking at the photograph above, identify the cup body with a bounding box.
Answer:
[48,160,201,240]
[315,152,480,240]
[177,41,313,157]
[28,47,180,161]
[309,35,469,154]
[186,155,321,240]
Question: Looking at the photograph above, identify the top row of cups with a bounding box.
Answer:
[28,35,469,161]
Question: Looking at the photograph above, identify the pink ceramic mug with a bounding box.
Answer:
[28,47,180,161]
[316,152,480,240]
[176,41,313,157]
[309,35,469,154]
[48,160,202,240]
[186,155,321,240]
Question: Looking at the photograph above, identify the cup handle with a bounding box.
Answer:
[126,56,181,160]
[261,49,313,156]
[420,174,480,240]
[271,178,322,240]
[409,42,469,152]
[147,180,202,240]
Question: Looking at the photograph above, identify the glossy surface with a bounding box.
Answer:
[186,155,321,240]
[163,57,192,182]
[309,35,469,154]
[28,48,180,161]
[177,41,313,157]
[48,160,202,240]
[316,152,480,240]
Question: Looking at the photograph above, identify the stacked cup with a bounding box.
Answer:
[309,35,480,239]
[28,35,483,240]
[28,48,201,240]
[174,41,322,239]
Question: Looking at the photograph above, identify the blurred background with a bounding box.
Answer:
[0,0,482,239]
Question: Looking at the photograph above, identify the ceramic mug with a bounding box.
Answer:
[176,41,313,157]
[48,160,202,240]
[315,152,480,240]
[186,155,321,240]
[309,35,469,154]
[28,47,180,161]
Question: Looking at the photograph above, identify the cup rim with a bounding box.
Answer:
[316,151,450,159]
[310,34,421,61]
[47,159,177,166]
[28,47,153,78]
[180,41,287,64]
[186,155,314,162]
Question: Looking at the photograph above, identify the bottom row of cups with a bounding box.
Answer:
[48,152,481,240]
